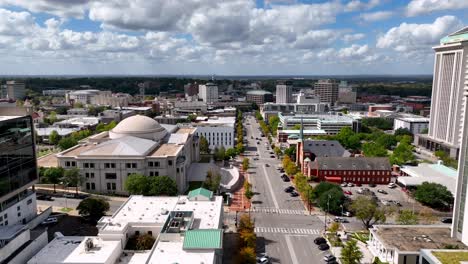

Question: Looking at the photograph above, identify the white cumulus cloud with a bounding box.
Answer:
[407,0,468,16]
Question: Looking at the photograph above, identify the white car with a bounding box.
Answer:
[256,253,270,264]
[388,183,397,188]
[63,193,75,198]
[347,183,354,187]
[341,182,347,187]
[42,217,58,225]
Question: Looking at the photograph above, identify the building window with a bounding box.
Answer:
[126,163,137,169]
[155,161,160,167]
[168,160,173,166]
[90,173,94,178]
[148,161,154,167]
[86,183,90,189]
[84,163,89,168]
[149,171,154,176]
[105,173,117,179]
[17,212,21,217]
[112,183,116,190]
[17,206,20,211]
[176,168,180,173]
[107,183,111,190]
[71,161,76,167]
[27,199,32,205]
[66,161,70,167]
[105,163,116,169]
[91,183,96,190]
[85,173,90,178]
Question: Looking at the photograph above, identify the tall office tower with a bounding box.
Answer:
[5,80,26,100]
[416,28,468,160]
[184,83,199,97]
[314,79,339,106]
[198,83,218,104]
[276,81,293,104]
[438,27,468,244]
[0,115,38,225]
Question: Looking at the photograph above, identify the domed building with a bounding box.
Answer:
[57,115,200,195]
[109,115,168,141]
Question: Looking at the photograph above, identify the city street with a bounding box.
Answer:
[241,114,331,264]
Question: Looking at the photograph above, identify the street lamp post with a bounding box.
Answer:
[324,194,331,233]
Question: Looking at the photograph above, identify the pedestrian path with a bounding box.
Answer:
[251,207,309,215]
[255,226,321,235]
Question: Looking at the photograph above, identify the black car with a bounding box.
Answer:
[281,175,290,182]
[270,155,275,158]
[318,243,330,251]
[441,218,453,224]
[369,183,377,187]
[314,237,326,245]
[37,194,53,201]
[284,186,295,193]
[290,191,299,197]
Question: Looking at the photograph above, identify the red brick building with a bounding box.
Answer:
[305,157,392,184]
[296,140,350,175]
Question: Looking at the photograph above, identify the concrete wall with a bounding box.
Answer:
[9,230,48,264]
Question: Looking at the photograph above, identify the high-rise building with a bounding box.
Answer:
[0,115,38,225]
[438,27,468,244]
[184,83,199,97]
[276,81,293,104]
[5,80,26,100]
[314,79,339,106]
[198,83,218,104]
[415,28,468,159]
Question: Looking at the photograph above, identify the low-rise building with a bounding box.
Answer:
[56,115,199,194]
[100,109,135,123]
[394,115,429,135]
[277,129,327,143]
[54,116,100,129]
[66,108,89,116]
[192,116,235,149]
[28,189,223,264]
[35,126,81,142]
[368,225,466,264]
[278,112,360,135]
[398,161,457,195]
[306,157,392,184]
[246,90,273,105]
[296,140,350,174]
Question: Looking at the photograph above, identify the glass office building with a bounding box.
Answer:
[0,116,37,198]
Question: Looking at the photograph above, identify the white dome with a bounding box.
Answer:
[109,115,167,141]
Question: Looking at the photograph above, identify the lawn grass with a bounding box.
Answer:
[60,207,73,213]
[352,231,370,244]
[432,251,468,264]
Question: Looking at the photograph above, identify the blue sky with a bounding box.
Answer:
[0,0,467,75]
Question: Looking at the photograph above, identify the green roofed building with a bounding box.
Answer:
[183,229,223,250]
[188,187,213,201]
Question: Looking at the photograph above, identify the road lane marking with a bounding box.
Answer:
[262,164,280,209]
[285,235,299,264]
[254,227,320,235]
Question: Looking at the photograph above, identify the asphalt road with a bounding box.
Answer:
[242,114,331,264]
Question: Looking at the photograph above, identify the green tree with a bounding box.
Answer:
[242,158,250,171]
[362,142,388,157]
[48,111,58,124]
[62,168,84,195]
[244,181,254,200]
[239,247,256,264]
[285,162,298,176]
[199,136,210,154]
[149,176,178,196]
[397,210,419,225]
[187,114,197,122]
[336,127,361,150]
[351,196,387,228]
[135,234,156,250]
[274,146,282,157]
[58,136,78,150]
[225,148,238,160]
[74,102,84,108]
[77,197,110,223]
[268,116,280,136]
[414,182,454,209]
[203,170,221,193]
[362,117,393,130]
[236,142,245,153]
[213,146,226,161]
[341,239,363,264]
[313,182,342,200]
[395,127,413,137]
[284,145,296,159]
[49,130,60,145]
[318,188,345,215]
[375,134,397,149]
[125,174,151,195]
[390,141,415,165]
[42,167,64,193]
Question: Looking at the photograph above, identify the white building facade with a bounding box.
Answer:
[4,80,26,100]
[276,83,293,104]
[193,117,235,149]
[198,83,218,104]
[393,116,429,135]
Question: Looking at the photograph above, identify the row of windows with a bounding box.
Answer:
[343,177,388,182]
[86,182,96,190]
[321,170,389,176]
[148,161,160,167]
[65,161,76,167]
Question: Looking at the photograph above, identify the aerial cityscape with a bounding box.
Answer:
[1,1,468,264]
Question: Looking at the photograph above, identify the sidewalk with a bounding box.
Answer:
[228,159,251,212]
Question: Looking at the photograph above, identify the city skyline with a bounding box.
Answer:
[0,0,467,75]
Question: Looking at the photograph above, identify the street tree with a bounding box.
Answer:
[284,145,296,159]
[397,210,419,225]
[341,239,363,264]
[239,246,256,264]
[362,142,388,157]
[43,167,64,193]
[285,162,298,176]
[213,146,226,161]
[312,182,342,200]
[244,181,254,200]
[199,136,210,154]
[204,170,221,193]
[414,182,454,209]
[242,158,249,171]
[225,148,237,160]
[77,197,110,223]
[58,136,78,150]
[274,146,282,157]
[49,130,60,145]
[390,141,415,165]
[318,188,345,215]
[149,176,178,196]
[350,196,387,228]
[125,174,150,195]
[395,127,413,137]
[62,168,84,195]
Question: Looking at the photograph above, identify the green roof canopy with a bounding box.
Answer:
[187,187,213,200]
[183,229,223,249]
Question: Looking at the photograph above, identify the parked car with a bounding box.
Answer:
[341,182,347,187]
[369,183,377,187]
[388,183,397,188]
[347,183,354,187]
[284,186,295,193]
[265,164,269,167]
[318,243,330,251]
[381,200,390,206]
[377,189,387,194]
[290,191,299,197]
[344,190,352,195]
[63,193,76,198]
[334,217,348,223]
[254,157,259,161]
[270,155,275,158]
[441,218,453,224]
[256,253,270,264]
[41,217,58,225]
[357,188,364,194]
[314,237,326,245]
[281,175,290,182]
[342,211,353,217]
[324,254,336,262]
[37,194,53,201]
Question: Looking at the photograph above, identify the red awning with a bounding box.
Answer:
[325,176,342,182]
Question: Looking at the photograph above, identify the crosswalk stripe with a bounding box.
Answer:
[254,227,320,235]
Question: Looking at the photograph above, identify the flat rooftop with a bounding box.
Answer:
[372,225,466,252]
[37,153,59,168]
[176,127,197,134]
[0,116,21,121]
[150,143,183,157]
[28,236,121,264]
[99,195,223,233]
[399,163,457,194]
[147,241,215,264]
